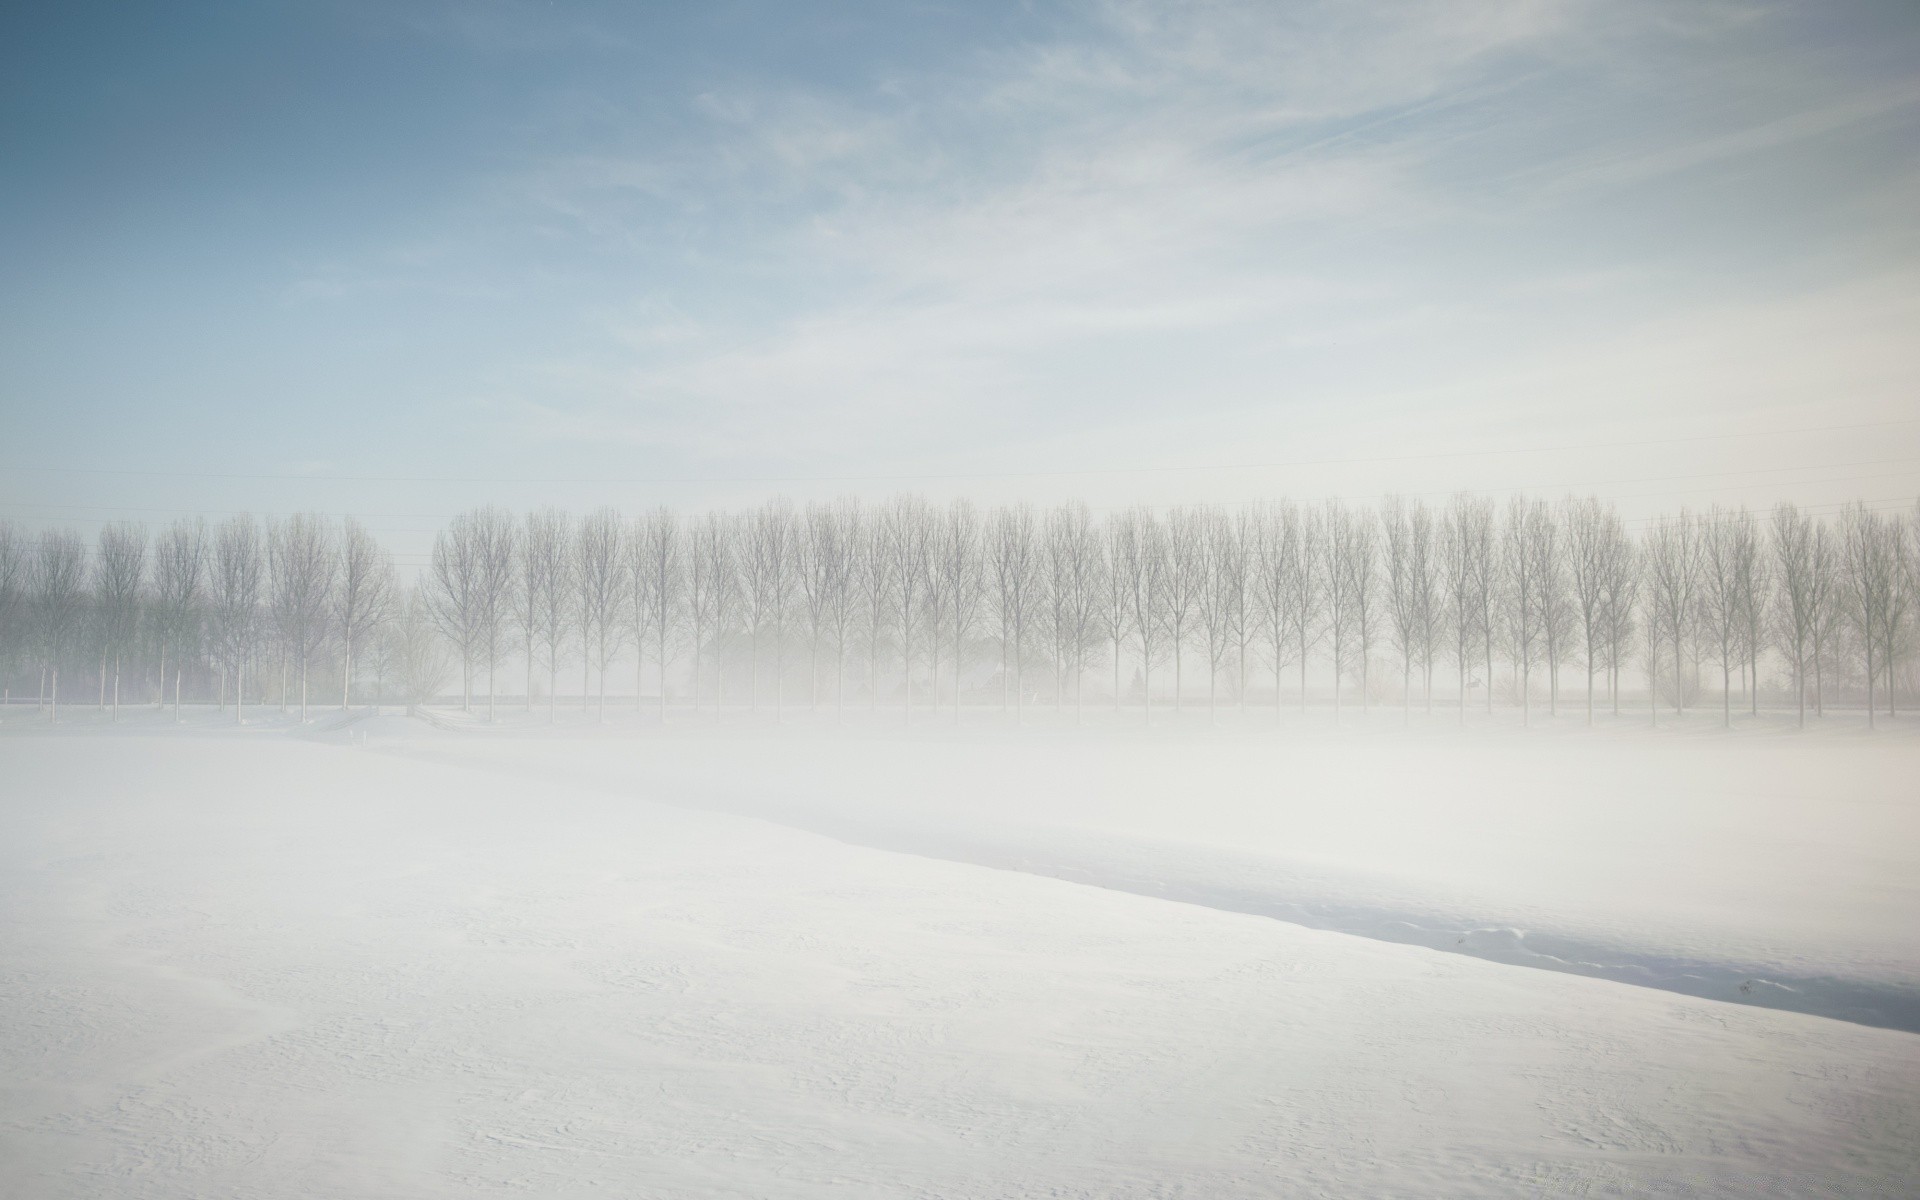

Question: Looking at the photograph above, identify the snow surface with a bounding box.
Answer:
[401,713,1920,1030]
[2,717,1918,1196]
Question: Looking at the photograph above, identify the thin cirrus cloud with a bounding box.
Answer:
[443,0,1918,509]
[1,0,1915,525]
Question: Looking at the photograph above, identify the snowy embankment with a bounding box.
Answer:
[398,714,1920,1033]
[2,725,1918,1196]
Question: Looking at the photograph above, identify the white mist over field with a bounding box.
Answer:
[7,0,1920,1194]
[2,711,1917,1197]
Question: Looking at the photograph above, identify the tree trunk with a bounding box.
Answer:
[1886,628,1898,719]
[1813,635,1825,717]
[1795,643,1805,729]
[1673,636,1685,715]
[1458,644,1467,726]
[1484,634,1493,715]
[1586,641,1595,727]
[1858,637,1873,729]
[1332,642,1342,723]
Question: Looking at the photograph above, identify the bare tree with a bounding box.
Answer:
[429,512,486,712]
[1161,507,1207,711]
[1876,511,1910,720]
[1565,498,1612,724]
[1699,506,1758,728]
[919,512,953,713]
[575,507,626,722]
[31,529,87,721]
[474,510,518,722]
[1644,510,1703,720]
[154,518,211,718]
[1498,499,1545,724]
[333,517,394,709]
[1733,511,1770,717]
[822,501,862,719]
[634,507,684,722]
[1100,514,1132,711]
[738,501,795,716]
[1323,500,1377,718]
[211,516,264,723]
[1046,501,1103,721]
[1251,501,1319,715]
[990,503,1036,714]
[1193,508,1241,720]
[517,508,573,722]
[1770,502,1820,727]
[1531,505,1572,717]
[840,506,883,710]
[940,499,986,722]
[797,500,844,711]
[1114,507,1171,717]
[1382,498,1428,721]
[881,496,931,720]
[850,506,892,713]
[269,515,334,722]
[94,521,147,720]
[1806,519,1841,718]
[1441,495,1496,719]
[388,587,453,709]
[1408,503,1440,712]
[1599,517,1638,716]
[0,522,24,712]
[686,512,738,712]
[1840,502,1902,728]
[1228,507,1259,708]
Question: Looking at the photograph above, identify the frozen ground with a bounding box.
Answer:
[400,708,1920,1031]
[2,713,1918,1196]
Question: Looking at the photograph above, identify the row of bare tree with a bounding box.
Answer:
[0,495,1913,727]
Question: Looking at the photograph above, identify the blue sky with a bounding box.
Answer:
[3,0,1917,561]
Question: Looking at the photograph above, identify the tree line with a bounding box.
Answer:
[0,494,1914,728]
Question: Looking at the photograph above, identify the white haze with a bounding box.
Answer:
[2,711,1918,1198]
[5,0,1920,1195]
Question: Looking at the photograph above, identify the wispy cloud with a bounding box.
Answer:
[311,0,1920,490]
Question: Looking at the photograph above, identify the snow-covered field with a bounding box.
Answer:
[411,712,1920,1030]
[2,712,1918,1196]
